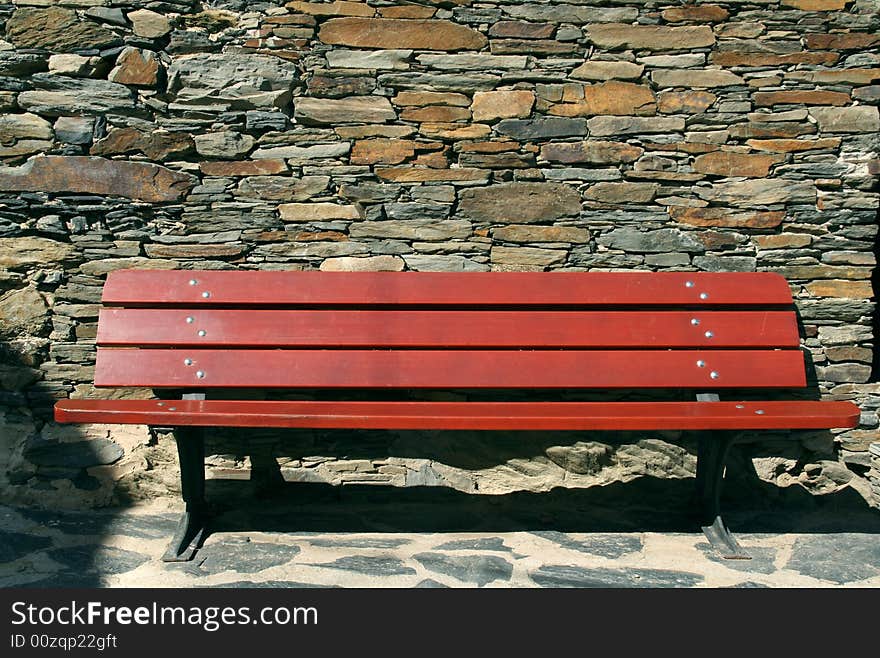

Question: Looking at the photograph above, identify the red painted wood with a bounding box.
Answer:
[101,270,794,307]
[54,399,861,430]
[97,309,800,348]
[94,348,807,388]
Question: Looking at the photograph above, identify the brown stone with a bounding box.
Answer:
[669,207,785,229]
[418,123,491,140]
[351,139,416,165]
[400,106,470,122]
[287,1,374,16]
[551,81,655,117]
[662,5,729,22]
[696,179,816,207]
[295,96,397,125]
[319,255,405,272]
[0,286,48,338]
[459,141,520,153]
[746,138,841,153]
[459,182,581,224]
[493,225,590,244]
[393,91,470,107]
[91,128,194,161]
[236,176,329,202]
[783,0,845,8]
[775,265,872,280]
[652,70,743,88]
[279,203,362,222]
[711,52,838,66]
[144,244,247,258]
[128,9,172,39]
[728,122,816,138]
[0,237,76,270]
[585,24,715,50]
[570,61,644,81]
[108,47,159,87]
[787,69,880,85]
[488,21,555,40]
[540,140,643,164]
[585,182,658,203]
[5,8,118,53]
[200,160,288,176]
[0,156,194,203]
[754,90,850,107]
[376,167,489,183]
[805,33,879,50]
[471,90,535,122]
[335,125,415,139]
[692,152,781,177]
[490,246,566,267]
[806,280,874,298]
[319,18,487,51]
[754,233,812,249]
[490,40,577,56]
[658,91,716,114]
[379,5,436,19]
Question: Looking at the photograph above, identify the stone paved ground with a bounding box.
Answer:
[2,495,879,588]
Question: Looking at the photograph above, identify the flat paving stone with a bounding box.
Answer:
[785,534,880,585]
[311,555,416,577]
[21,508,178,540]
[308,537,411,549]
[530,565,703,588]
[434,537,512,552]
[205,580,335,588]
[193,539,301,575]
[0,531,52,563]
[532,531,643,559]
[413,552,513,587]
[47,545,150,579]
[698,542,778,574]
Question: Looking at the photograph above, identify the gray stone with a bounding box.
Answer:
[530,565,703,588]
[696,179,816,207]
[294,97,397,125]
[377,72,499,93]
[598,228,704,253]
[246,111,289,132]
[309,537,411,549]
[692,256,757,272]
[84,7,128,26]
[195,540,301,575]
[194,131,255,159]
[459,182,582,224]
[495,117,589,140]
[533,532,644,559]
[0,531,52,563]
[252,143,350,160]
[434,538,512,553]
[350,219,471,241]
[168,54,299,110]
[313,556,416,576]
[26,438,123,469]
[47,545,150,578]
[0,286,48,337]
[413,552,513,587]
[385,203,451,221]
[546,443,613,474]
[786,535,880,584]
[236,176,329,202]
[0,52,47,77]
[504,5,638,24]
[587,116,685,136]
[417,54,528,70]
[809,107,880,134]
[327,50,413,70]
[18,75,136,117]
[5,7,119,53]
[128,9,172,39]
[403,255,489,271]
[53,117,94,145]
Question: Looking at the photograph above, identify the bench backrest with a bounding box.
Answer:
[95,270,805,390]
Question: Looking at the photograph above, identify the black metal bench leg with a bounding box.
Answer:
[695,432,750,560]
[163,426,209,562]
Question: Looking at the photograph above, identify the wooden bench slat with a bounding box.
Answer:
[55,399,860,430]
[97,309,800,348]
[94,348,807,389]
[101,271,794,307]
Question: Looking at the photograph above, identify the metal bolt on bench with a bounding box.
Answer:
[54,270,860,562]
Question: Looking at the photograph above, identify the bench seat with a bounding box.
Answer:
[56,399,860,431]
[54,269,861,562]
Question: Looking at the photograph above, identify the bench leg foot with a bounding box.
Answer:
[696,433,750,560]
[163,427,208,562]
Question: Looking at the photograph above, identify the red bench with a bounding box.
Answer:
[55,270,860,561]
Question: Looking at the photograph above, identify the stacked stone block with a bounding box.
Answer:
[0,0,876,509]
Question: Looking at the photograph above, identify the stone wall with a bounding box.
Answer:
[0,0,877,511]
